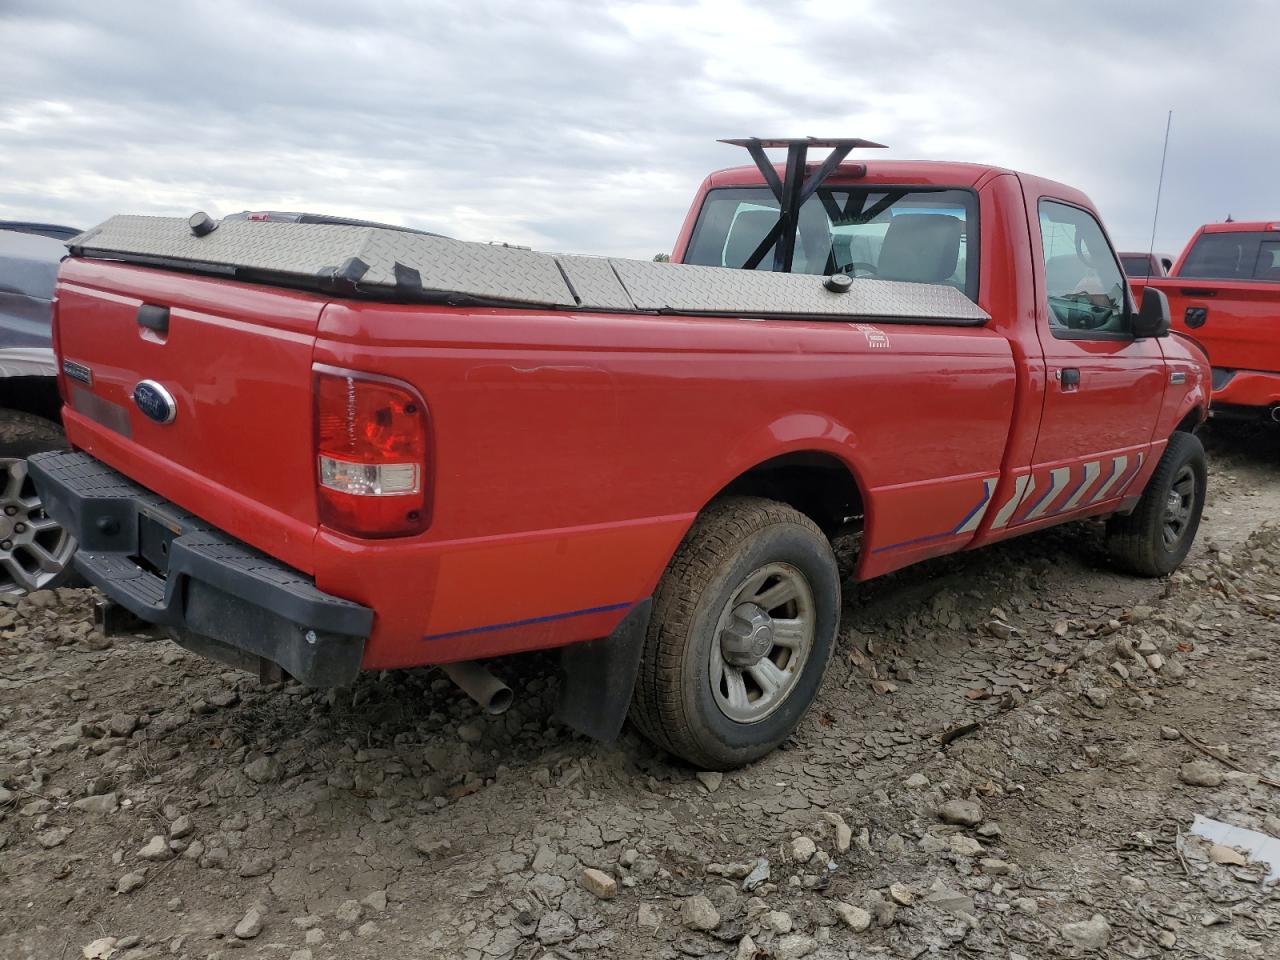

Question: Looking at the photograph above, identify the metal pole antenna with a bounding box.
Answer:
[1147,111,1173,260]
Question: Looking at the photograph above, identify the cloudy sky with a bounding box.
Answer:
[2,0,1276,259]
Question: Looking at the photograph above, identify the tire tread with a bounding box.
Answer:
[629,496,832,768]
[1106,431,1205,577]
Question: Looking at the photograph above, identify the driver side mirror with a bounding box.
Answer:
[1132,286,1170,338]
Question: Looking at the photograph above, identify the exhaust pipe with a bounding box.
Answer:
[442,661,513,715]
[1271,405,1280,423]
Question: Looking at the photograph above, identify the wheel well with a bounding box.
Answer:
[0,377,61,426]
[715,452,864,536]
[1175,407,1204,434]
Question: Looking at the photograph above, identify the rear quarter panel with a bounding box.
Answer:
[312,306,1018,667]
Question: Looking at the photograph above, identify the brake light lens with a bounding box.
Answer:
[314,368,430,537]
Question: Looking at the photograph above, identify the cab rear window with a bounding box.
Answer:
[684,186,978,301]
[1180,232,1280,282]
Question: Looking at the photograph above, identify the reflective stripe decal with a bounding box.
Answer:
[990,474,1032,530]
[1114,452,1146,496]
[953,477,998,534]
[1023,466,1071,520]
[1088,455,1128,504]
[1059,460,1101,512]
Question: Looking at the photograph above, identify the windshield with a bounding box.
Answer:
[684,186,978,300]
[1179,231,1280,282]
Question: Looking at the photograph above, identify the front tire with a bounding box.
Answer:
[629,497,840,770]
[1106,431,1206,577]
[0,410,78,595]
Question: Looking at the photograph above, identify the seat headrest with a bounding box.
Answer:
[876,214,963,283]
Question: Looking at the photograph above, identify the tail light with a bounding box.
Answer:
[314,366,430,538]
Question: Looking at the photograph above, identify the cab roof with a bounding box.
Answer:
[705,159,1014,190]
[1200,220,1280,234]
[701,159,1095,218]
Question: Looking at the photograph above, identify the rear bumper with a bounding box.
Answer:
[29,450,373,686]
[1210,368,1280,414]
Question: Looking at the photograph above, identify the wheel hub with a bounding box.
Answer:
[0,458,76,594]
[719,602,774,667]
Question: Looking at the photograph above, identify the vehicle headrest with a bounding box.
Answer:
[1044,254,1088,294]
[724,210,780,269]
[876,214,963,283]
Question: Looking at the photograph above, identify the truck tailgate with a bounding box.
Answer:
[1157,278,1280,372]
[55,258,326,572]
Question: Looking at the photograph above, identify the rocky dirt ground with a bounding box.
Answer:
[2,424,1279,960]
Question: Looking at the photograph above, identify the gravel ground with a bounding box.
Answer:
[2,424,1279,960]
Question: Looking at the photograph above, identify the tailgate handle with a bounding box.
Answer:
[137,304,170,335]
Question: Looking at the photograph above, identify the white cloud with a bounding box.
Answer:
[1,0,1276,258]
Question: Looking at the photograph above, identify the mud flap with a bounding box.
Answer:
[553,599,651,742]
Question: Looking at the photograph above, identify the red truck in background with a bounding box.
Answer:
[31,139,1209,770]
[1133,221,1280,422]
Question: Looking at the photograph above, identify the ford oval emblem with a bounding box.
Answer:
[132,380,177,424]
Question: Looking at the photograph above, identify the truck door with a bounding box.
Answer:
[1008,197,1165,528]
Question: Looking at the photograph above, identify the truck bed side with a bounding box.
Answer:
[309,304,1017,668]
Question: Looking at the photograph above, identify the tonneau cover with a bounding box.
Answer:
[69,215,990,325]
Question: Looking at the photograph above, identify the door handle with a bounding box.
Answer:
[137,304,170,336]
[1056,367,1081,390]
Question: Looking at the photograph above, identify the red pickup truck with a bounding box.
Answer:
[31,141,1209,769]
[1133,221,1280,422]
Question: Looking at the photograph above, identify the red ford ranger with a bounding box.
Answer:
[1132,221,1280,422]
[31,139,1209,770]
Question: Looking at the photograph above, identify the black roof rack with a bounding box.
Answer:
[718,137,887,273]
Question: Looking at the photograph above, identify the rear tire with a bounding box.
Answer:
[1106,431,1206,577]
[629,496,840,770]
[0,409,78,595]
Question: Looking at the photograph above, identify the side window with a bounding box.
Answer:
[1038,200,1129,338]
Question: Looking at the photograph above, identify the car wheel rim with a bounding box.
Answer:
[1161,464,1196,551]
[709,561,815,724]
[0,457,75,594]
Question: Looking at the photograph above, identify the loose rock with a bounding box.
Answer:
[695,771,724,793]
[334,900,363,925]
[938,798,983,827]
[116,870,146,894]
[822,811,852,852]
[681,895,720,931]
[38,827,73,849]
[169,815,193,839]
[789,835,817,862]
[1060,914,1112,951]
[235,909,264,939]
[243,755,281,784]
[762,910,793,934]
[138,835,170,861]
[580,867,617,899]
[536,910,576,944]
[775,934,816,959]
[72,792,118,815]
[833,902,872,932]
[1179,760,1224,788]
